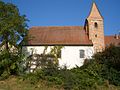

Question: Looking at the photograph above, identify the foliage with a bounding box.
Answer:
[94,45,120,71]
[0,1,119,90]
[49,46,63,62]
[0,76,119,90]
[0,1,28,50]
[93,45,120,85]
[0,1,28,79]
[0,49,25,79]
[23,45,120,90]
[25,46,63,73]
[42,46,63,64]
[0,76,62,90]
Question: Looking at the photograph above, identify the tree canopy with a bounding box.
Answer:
[0,1,28,50]
[0,1,28,78]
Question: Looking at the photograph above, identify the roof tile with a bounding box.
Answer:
[27,26,93,46]
[104,36,120,47]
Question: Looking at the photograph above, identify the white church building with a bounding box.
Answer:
[22,3,120,69]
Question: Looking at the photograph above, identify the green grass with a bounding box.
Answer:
[0,76,120,90]
[0,76,63,90]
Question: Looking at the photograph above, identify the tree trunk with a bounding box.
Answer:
[4,32,9,52]
[5,40,9,50]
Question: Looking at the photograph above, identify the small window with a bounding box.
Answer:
[95,34,97,37]
[94,22,98,28]
[80,50,85,58]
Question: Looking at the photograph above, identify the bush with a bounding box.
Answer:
[92,45,120,86]
[0,50,25,79]
[94,45,120,71]
[23,45,120,89]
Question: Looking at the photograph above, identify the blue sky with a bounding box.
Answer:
[3,0,120,35]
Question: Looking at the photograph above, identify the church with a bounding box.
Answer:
[22,3,120,69]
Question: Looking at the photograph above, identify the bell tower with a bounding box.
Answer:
[85,2,105,52]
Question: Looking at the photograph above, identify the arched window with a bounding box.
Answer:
[94,22,98,28]
[80,50,85,58]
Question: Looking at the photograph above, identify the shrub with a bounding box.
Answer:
[92,45,120,86]
[23,45,120,89]
[94,45,120,71]
[0,50,25,79]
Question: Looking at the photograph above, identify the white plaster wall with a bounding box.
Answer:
[22,46,94,69]
[22,46,53,57]
[59,46,94,69]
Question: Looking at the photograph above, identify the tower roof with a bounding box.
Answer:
[87,2,103,20]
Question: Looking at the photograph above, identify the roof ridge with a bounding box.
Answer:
[105,35,115,37]
[30,26,84,28]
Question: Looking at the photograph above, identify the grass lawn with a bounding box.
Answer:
[0,76,63,90]
[0,76,120,90]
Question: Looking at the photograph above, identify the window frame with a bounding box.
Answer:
[79,50,85,58]
[94,22,98,29]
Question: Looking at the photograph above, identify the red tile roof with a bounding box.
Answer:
[27,26,93,46]
[104,36,120,47]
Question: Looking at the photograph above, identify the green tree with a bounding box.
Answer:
[0,1,28,78]
[0,1,28,51]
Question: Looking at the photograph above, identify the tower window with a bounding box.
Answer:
[94,22,98,28]
[95,34,97,37]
